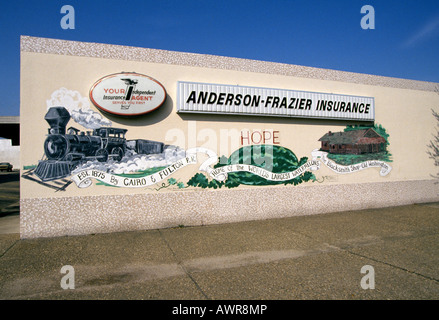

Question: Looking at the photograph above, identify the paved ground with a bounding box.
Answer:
[0,171,438,301]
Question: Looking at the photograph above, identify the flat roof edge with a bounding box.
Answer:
[0,116,20,124]
[20,35,438,92]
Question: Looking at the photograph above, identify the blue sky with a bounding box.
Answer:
[0,0,438,116]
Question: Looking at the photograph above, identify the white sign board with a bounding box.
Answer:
[90,72,167,116]
[177,81,374,121]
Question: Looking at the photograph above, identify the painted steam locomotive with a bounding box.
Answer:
[35,106,164,181]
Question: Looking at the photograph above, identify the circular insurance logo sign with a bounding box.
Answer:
[89,72,167,116]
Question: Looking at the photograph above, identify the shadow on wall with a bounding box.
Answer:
[178,111,374,128]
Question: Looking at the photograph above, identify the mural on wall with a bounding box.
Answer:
[310,124,392,177]
[312,125,392,177]
[186,125,392,190]
[22,87,185,191]
[318,125,391,164]
[22,104,187,191]
[186,145,318,189]
[22,87,393,192]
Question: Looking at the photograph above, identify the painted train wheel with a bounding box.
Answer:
[111,147,124,162]
[95,148,108,162]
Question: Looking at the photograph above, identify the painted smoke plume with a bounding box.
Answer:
[46,87,112,129]
[71,145,186,175]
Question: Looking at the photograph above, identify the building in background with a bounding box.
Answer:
[0,116,19,169]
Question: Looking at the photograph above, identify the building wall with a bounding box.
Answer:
[20,36,439,238]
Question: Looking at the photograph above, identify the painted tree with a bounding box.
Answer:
[427,87,439,180]
[427,108,439,180]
